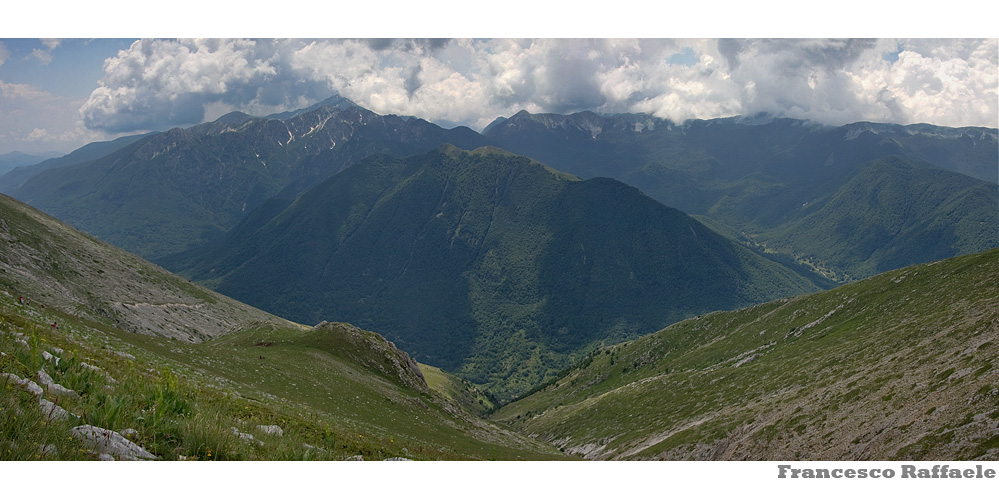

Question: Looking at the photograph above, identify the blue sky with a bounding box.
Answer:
[1,4,996,156]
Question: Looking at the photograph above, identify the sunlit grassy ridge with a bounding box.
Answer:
[0,286,563,461]
[494,248,999,460]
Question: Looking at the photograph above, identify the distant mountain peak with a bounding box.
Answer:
[213,111,254,125]
[265,94,360,121]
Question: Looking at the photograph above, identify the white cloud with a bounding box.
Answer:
[28,39,63,65]
[27,127,49,140]
[77,38,999,135]
[0,41,9,67]
[0,79,111,154]
[30,48,54,65]
[1,80,51,100]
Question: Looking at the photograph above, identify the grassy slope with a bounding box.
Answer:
[493,248,999,460]
[0,193,283,342]
[0,303,561,460]
[0,193,562,460]
[420,364,499,417]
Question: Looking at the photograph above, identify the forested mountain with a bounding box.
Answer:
[0,134,153,194]
[165,145,819,399]
[13,99,487,259]
[483,111,998,281]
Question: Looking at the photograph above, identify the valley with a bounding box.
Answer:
[2,96,996,462]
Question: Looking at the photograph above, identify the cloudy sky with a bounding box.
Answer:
[1,5,996,155]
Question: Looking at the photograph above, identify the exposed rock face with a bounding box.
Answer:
[0,193,290,343]
[80,362,117,384]
[71,425,158,461]
[312,322,427,392]
[42,351,60,365]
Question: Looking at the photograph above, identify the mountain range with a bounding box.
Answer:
[7,98,995,284]
[11,97,487,259]
[481,110,998,281]
[0,151,62,177]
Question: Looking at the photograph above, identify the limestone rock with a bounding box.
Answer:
[256,424,283,437]
[71,425,158,461]
[112,350,135,361]
[231,427,263,446]
[39,398,73,421]
[36,370,80,399]
[2,372,43,398]
[42,351,61,366]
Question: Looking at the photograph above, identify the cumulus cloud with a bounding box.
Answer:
[78,38,998,134]
[81,39,331,132]
[0,41,9,67]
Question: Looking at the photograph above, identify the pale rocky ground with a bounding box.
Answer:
[1,196,291,342]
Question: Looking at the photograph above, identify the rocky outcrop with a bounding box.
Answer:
[312,322,427,391]
[71,425,158,461]
[36,370,79,399]
[2,372,43,398]
[231,427,264,446]
[42,351,60,365]
[39,398,73,421]
[256,424,283,437]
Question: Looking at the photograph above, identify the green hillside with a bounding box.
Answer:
[167,145,819,400]
[493,248,999,460]
[0,193,562,461]
[763,156,998,281]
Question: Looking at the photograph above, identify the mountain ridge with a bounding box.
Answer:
[482,109,998,281]
[14,102,490,259]
[493,247,999,460]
